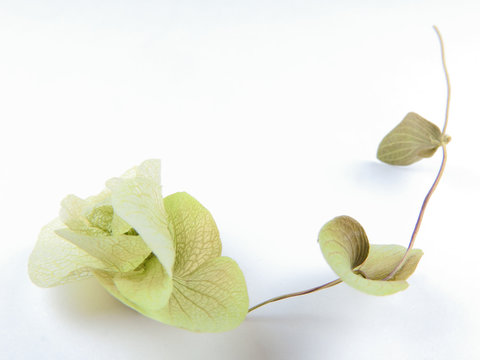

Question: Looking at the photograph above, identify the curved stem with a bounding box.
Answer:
[433,25,451,136]
[248,278,342,313]
[384,26,451,280]
[384,144,447,280]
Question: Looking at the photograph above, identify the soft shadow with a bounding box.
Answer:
[347,160,418,193]
[48,278,133,319]
[389,278,468,359]
[238,286,363,360]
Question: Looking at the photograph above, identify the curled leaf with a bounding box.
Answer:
[318,216,422,296]
[358,245,423,281]
[317,215,370,277]
[377,112,450,166]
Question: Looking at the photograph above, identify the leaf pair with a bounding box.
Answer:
[318,112,449,295]
[28,160,249,332]
[318,216,423,295]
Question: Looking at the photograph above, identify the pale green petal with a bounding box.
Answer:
[85,205,114,233]
[95,257,248,331]
[60,191,112,235]
[94,255,172,311]
[107,176,174,277]
[109,159,161,236]
[158,256,248,332]
[55,228,151,273]
[113,256,171,310]
[93,269,137,308]
[377,112,448,166]
[358,245,423,281]
[111,213,134,235]
[164,192,222,277]
[59,195,92,232]
[159,192,248,332]
[28,218,103,287]
[120,159,162,184]
[318,216,416,296]
[136,159,162,183]
[84,188,111,207]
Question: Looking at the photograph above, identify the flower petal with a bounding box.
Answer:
[164,192,222,277]
[94,255,172,311]
[158,256,249,332]
[107,169,174,277]
[28,218,103,287]
[55,228,151,273]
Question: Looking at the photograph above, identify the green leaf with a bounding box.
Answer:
[318,215,370,277]
[377,112,449,165]
[318,216,422,296]
[358,245,423,281]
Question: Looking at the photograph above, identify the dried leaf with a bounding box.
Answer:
[318,216,422,296]
[377,112,449,165]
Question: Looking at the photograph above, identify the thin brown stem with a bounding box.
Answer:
[433,26,451,136]
[384,26,451,280]
[384,144,447,280]
[248,278,342,313]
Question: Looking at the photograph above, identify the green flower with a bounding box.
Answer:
[29,160,249,332]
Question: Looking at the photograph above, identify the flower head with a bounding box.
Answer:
[29,160,249,332]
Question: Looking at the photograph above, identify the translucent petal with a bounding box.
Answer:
[158,256,249,332]
[107,176,174,277]
[95,255,172,311]
[95,256,248,332]
[164,192,222,277]
[28,218,103,287]
[55,228,151,273]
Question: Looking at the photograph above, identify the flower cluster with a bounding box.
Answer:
[28,160,249,332]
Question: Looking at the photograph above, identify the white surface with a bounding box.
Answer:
[1,1,479,359]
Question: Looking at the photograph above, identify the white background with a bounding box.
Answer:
[1,1,479,359]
